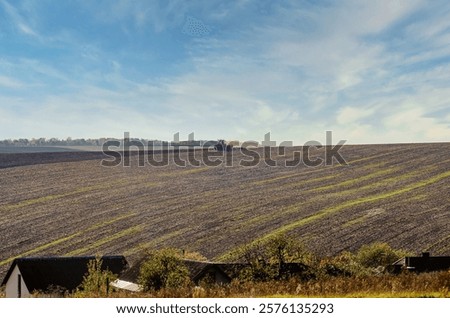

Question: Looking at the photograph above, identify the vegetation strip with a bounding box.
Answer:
[425,233,450,253]
[64,225,144,256]
[160,166,210,177]
[123,229,189,256]
[306,167,398,193]
[0,213,136,266]
[251,149,407,185]
[0,178,160,215]
[237,169,426,233]
[0,180,129,212]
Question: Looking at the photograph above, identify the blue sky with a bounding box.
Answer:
[0,0,449,144]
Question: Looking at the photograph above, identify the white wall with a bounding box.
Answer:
[5,265,30,298]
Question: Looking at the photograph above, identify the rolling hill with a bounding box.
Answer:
[0,143,449,278]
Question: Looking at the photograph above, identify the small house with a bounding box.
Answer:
[1,256,128,298]
[391,252,450,273]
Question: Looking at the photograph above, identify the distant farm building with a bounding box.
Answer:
[1,256,128,298]
[391,252,450,273]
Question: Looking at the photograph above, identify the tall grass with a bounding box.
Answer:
[68,271,450,298]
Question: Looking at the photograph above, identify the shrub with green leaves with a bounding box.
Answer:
[138,248,190,291]
[318,251,369,278]
[237,234,314,282]
[75,257,117,297]
[356,242,408,268]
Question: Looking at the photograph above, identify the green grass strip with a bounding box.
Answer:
[425,233,450,253]
[65,224,144,256]
[0,180,130,212]
[342,214,372,228]
[288,173,343,187]
[323,170,425,198]
[252,157,389,186]
[123,228,188,256]
[254,171,344,186]
[307,167,398,193]
[160,166,210,177]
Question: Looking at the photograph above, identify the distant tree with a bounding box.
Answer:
[17,138,29,146]
[138,248,190,291]
[48,137,58,145]
[237,234,314,281]
[75,257,117,297]
[356,242,408,268]
[317,251,368,278]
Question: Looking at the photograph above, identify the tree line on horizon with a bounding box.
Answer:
[0,137,162,147]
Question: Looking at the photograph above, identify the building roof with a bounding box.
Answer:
[1,256,128,293]
[389,253,450,273]
[406,255,450,271]
[182,260,234,283]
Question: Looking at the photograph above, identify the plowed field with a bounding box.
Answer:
[0,143,449,278]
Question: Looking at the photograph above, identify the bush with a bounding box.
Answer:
[236,234,314,282]
[356,242,407,269]
[138,248,190,291]
[317,251,369,278]
[75,257,117,297]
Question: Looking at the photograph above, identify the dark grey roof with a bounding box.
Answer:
[182,260,234,283]
[119,257,144,282]
[389,254,450,273]
[1,256,128,293]
[406,255,450,271]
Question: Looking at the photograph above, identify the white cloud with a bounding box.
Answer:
[405,4,450,41]
[0,0,39,37]
[337,107,375,125]
[382,104,450,142]
[332,0,423,35]
[0,75,24,89]
[17,22,36,36]
[81,0,190,32]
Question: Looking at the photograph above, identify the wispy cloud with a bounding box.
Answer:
[79,0,191,33]
[0,1,449,143]
[0,0,39,37]
[0,75,24,89]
